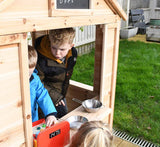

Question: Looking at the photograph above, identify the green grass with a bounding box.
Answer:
[71,40,160,145]
[71,49,95,85]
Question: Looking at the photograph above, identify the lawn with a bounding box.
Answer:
[71,40,160,146]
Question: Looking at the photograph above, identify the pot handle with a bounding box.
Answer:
[72,98,82,104]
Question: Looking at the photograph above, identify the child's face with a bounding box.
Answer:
[29,67,35,78]
[51,43,73,60]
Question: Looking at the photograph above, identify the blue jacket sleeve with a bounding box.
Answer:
[35,74,57,117]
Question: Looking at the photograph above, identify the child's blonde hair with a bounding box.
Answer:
[69,121,113,147]
[28,45,37,68]
[49,28,75,46]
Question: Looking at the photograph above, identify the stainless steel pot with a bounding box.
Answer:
[66,115,88,130]
[72,98,103,113]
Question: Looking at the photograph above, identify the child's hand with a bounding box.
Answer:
[46,115,57,127]
[56,99,65,106]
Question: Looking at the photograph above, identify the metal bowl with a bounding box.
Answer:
[66,115,88,130]
[82,99,103,113]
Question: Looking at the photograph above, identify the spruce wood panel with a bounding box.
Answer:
[0,44,19,74]
[0,44,23,133]
[49,9,112,17]
[103,94,111,111]
[0,0,15,12]
[0,34,21,45]
[99,23,120,128]
[109,22,121,129]
[0,0,126,19]
[104,47,114,75]
[103,75,112,95]
[61,101,111,122]
[104,0,127,21]
[48,0,113,17]
[93,0,111,9]
[0,34,32,147]
[0,75,21,105]
[18,33,33,147]
[0,103,23,134]
[0,0,48,19]
[100,24,108,103]
[0,122,25,147]
[0,14,118,36]
[106,28,115,45]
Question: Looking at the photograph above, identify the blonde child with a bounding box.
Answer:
[35,28,77,118]
[69,121,113,147]
[28,45,57,126]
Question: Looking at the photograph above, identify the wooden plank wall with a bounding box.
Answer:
[0,43,25,147]
[0,34,32,147]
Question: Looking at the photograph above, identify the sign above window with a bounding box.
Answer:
[56,0,89,9]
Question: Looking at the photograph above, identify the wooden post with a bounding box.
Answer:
[109,22,121,129]
[93,25,103,94]
[19,33,33,147]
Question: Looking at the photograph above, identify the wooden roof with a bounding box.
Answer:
[104,0,127,21]
[0,0,127,35]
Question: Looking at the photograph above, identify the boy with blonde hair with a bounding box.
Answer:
[35,28,77,118]
[28,45,57,126]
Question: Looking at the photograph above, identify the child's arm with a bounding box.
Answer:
[35,74,57,125]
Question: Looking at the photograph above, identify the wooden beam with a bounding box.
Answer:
[100,24,108,102]
[18,33,33,147]
[0,34,21,45]
[0,14,117,36]
[104,0,127,21]
[109,22,121,129]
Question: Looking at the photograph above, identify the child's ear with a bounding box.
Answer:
[71,44,74,48]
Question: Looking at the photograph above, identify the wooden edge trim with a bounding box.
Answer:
[49,9,112,17]
[19,34,33,147]
[0,34,21,45]
[104,0,127,21]
[109,22,121,128]
[100,24,108,102]
[0,14,118,36]
[69,80,93,91]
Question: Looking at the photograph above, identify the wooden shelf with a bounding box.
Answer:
[61,104,111,122]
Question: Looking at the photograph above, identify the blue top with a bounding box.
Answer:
[30,70,57,122]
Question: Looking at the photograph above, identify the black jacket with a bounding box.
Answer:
[35,35,77,104]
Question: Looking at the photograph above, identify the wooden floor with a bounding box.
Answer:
[114,136,139,147]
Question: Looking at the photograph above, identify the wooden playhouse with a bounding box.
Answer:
[0,0,126,146]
